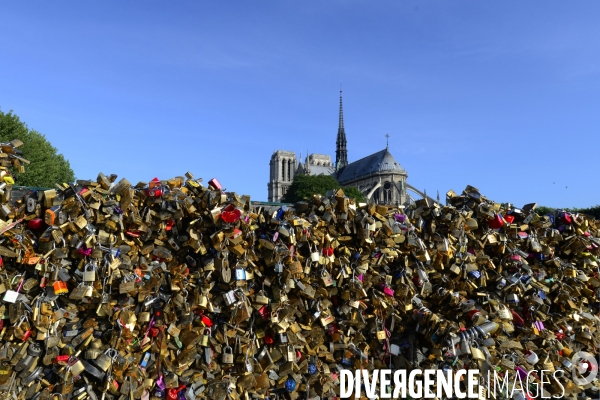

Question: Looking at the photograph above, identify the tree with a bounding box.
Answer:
[342,186,366,203]
[536,205,600,219]
[282,174,366,203]
[0,110,75,187]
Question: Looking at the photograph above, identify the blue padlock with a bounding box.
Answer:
[520,274,532,285]
[468,270,481,280]
[341,357,353,367]
[285,377,297,392]
[276,207,287,220]
[537,290,547,300]
[308,362,318,375]
[235,267,247,280]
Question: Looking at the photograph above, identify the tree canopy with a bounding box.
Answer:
[0,110,75,187]
[281,174,366,203]
[536,205,600,219]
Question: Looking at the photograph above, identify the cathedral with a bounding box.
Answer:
[267,92,410,205]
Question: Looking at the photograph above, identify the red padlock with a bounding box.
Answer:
[258,306,270,320]
[55,355,70,364]
[263,334,274,345]
[28,218,44,230]
[146,178,163,197]
[146,187,163,198]
[166,389,178,400]
[22,329,32,341]
[221,205,241,223]
[208,178,222,190]
[511,310,524,327]
[488,214,504,229]
[200,315,213,327]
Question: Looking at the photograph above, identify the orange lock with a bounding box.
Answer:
[44,206,60,226]
[53,280,68,295]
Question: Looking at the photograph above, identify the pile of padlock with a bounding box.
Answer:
[0,141,598,400]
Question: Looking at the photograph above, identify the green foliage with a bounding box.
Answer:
[281,174,366,203]
[536,205,600,219]
[0,110,75,187]
[535,206,556,216]
[282,175,339,202]
[341,186,366,203]
[578,205,600,219]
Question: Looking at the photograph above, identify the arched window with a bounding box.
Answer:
[287,159,292,181]
[281,159,286,181]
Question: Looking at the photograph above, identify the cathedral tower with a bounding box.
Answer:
[335,91,348,170]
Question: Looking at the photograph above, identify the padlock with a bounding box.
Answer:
[274,262,284,273]
[505,293,519,305]
[321,270,333,287]
[497,304,512,320]
[14,342,42,372]
[70,359,86,377]
[498,354,515,371]
[449,264,461,275]
[83,263,96,282]
[524,350,539,365]
[279,333,288,344]
[470,343,485,361]
[200,328,210,347]
[255,290,269,305]
[235,265,247,281]
[286,345,295,362]
[26,195,37,213]
[223,291,237,306]
[44,206,60,226]
[222,346,233,364]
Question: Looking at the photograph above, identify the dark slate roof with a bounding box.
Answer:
[336,148,406,184]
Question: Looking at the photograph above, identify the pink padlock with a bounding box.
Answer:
[382,285,394,297]
[515,365,528,379]
[535,320,545,331]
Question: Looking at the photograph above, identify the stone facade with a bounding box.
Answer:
[335,148,408,205]
[267,150,297,203]
[267,92,409,205]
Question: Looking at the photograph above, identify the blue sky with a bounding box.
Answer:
[1,1,599,207]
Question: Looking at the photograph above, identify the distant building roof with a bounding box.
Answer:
[309,165,335,176]
[336,148,406,184]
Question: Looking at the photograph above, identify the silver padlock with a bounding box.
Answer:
[83,263,96,282]
[286,345,295,362]
[459,333,471,355]
[204,347,213,364]
[505,293,519,305]
[235,267,246,280]
[223,290,237,306]
[274,262,284,273]
[222,346,233,364]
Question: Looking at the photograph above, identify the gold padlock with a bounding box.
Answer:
[200,328,211,347]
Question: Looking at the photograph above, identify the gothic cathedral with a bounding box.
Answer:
[267,92,408,205]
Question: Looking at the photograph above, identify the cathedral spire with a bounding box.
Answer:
[335,90,348,170]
